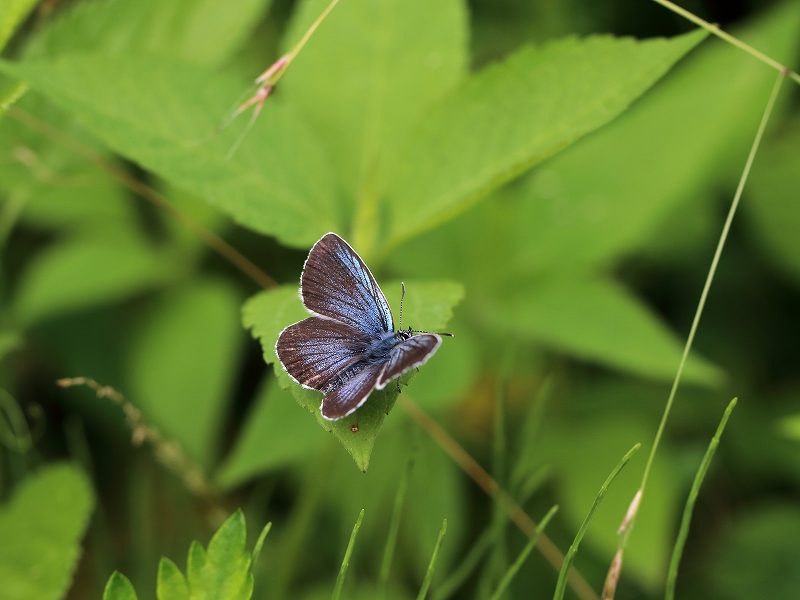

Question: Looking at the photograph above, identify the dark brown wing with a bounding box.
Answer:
[320,362,384,420]
[377,334,441,389]
[301,233,393,338]
[276,316,372,391]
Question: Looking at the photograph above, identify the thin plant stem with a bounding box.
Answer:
[665,398,737,600]
[7,107,278,290]
[597,71,788,600]
[488,505,559,600]
[0,81,28,116]
[0,388,33,453]
[288,0,340,59]
[553,445,640,600]
[632,70,784,527]
[434,527,497,600]
[379,458,414,596]
[480,373,511,599]
[332,508,365,600]
[417,519,448,600]
[398,395,599,600]
[651,0,800,86]
[56,377,216,499]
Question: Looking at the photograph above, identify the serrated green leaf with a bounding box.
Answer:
[0,55,340,247]
[392,280,464,332]
[103,572,138,600]
[0,463,95,600]
[386,28,707,246]
[128,280,242,467]
[282,0,466,251]
[187,510,253,600]
[12,233,167,326]
[487,277,721,386]
[242,280,463,470]
[509,3,800,274]
[241,285,309,370]
[215,377,324,489]
[157,558,189,600]
[0,0,39,51]
[25,0,271,68]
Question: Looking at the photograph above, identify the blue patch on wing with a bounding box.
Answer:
[300,233,393,338]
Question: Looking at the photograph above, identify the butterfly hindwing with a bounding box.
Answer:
[276,316,373,392]
[377,334,442,389]
[320,363,384,420]
[301,233,393,338]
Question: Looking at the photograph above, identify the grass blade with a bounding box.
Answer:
[665,398,737,600]
[379,458,414,595]
[488,505,559,600]
[251,521,272,569]
[331,508,364,600]
[417,519,448,600]
[433,527,496,600]
[553,444,641,600]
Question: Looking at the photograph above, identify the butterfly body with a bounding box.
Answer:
[276,233,444,421]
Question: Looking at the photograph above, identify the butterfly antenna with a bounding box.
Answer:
[399,282,405,330]
[411,329,455,337]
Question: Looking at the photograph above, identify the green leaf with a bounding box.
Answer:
[0,55,340,247]
[186,510,254,600]
[215,377,324,489]
[157,558,189,600]
[128,280,242,467]
[0,0,38,51]
[26,0,271,68]
[242,281,463,470]
[508,2,800,274]
[710,504,800,600]
[282,0,466,252]
[20,170,137,232]
[103,572,138,600]
[386,29,707,246]
[12,233,167,326]
[0,463,95,600]
[487,277,721,386]
[748,117,800,283]
[0,331,22,362]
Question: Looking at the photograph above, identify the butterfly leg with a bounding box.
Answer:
[396,379,402,394]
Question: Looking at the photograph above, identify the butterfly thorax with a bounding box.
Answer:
[318,328,414,394]
[368,328,414,360]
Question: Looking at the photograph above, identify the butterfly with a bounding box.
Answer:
[276,232,450,420]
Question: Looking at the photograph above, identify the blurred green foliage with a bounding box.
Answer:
[1,0,800,599]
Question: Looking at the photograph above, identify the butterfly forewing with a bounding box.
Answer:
[276,316,373,391]
[301,233,393,337]
[321,363,385,420]
[377,334,441,388]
